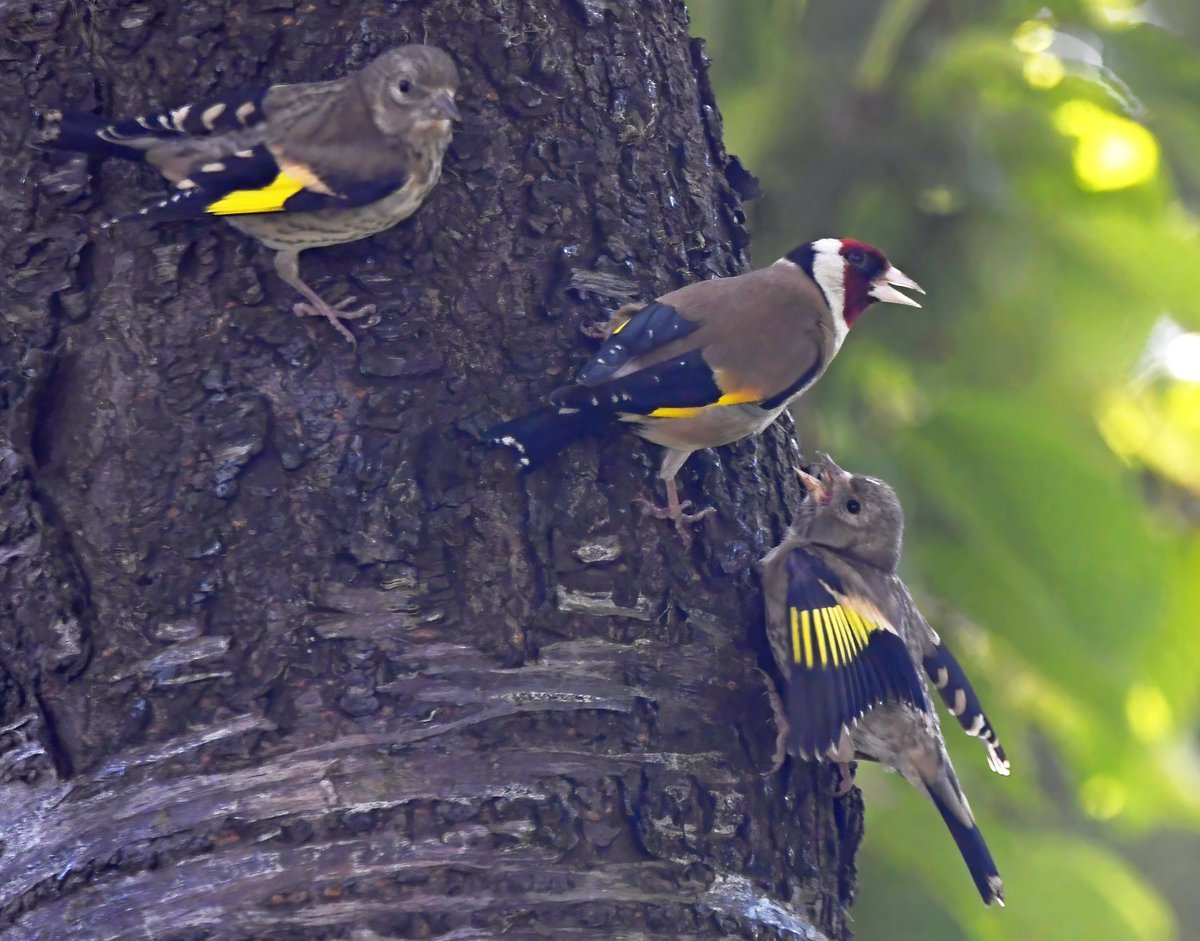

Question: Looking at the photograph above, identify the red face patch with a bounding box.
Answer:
[839,239,888,325]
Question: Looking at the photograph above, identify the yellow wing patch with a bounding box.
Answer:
[790,604,878,668]
[205,171,308,216]
[647,389,763,419]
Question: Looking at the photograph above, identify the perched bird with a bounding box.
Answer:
[485,238,923,543]
[41,45,461,343]
[758,453,1009,905]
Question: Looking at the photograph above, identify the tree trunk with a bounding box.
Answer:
[0,1,860,938]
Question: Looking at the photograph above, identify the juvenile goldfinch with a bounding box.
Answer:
[485,239,922,543]
[43,45,461,343]
[758,453,1008,905]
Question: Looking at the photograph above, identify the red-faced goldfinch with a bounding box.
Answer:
[486,239,922,542]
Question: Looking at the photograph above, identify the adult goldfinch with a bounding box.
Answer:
[486,239,922,541]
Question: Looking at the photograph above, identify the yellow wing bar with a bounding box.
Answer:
[648,389,762,419]
[790,604,878,668]
[205,171,307,215]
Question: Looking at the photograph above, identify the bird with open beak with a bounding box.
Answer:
[486,238,923,544]
[758,452,1010,905]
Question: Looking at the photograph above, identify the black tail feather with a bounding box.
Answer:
[484,406,608,471]
[39,110,157,160]
[928,783,1004,906]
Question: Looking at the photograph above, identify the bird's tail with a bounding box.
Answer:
[484,406,607,471]
[926,774,1005,906]
[38,110,163,160]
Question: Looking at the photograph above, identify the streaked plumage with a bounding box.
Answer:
[758,453,1008,905]
[486,238,923,542]
[42,45,461,342]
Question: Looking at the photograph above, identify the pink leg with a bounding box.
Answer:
[274,249,376,345]
[635,477,715,547]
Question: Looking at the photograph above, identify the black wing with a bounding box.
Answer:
[551,348,732,417]
[923,640,1010,775]
[783,550,929,759]
[126,145,406,222]
[576,301,701,384]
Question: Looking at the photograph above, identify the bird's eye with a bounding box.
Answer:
[397,79,413,94]
[846,249,866,267]
[845,499,861,514]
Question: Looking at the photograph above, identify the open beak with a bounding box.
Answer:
[869,266,924,308]
[816,452,852,487]
[794,465,828,503]
[431,89,461,121]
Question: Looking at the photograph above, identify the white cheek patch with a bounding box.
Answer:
[810,238,848,350]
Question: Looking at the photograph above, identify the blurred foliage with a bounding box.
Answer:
[689,0,1200,938]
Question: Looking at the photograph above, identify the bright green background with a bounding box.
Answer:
[688,1,1200,938]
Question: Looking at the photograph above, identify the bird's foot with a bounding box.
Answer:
[831,761,856,797]
[581,304,637,341]
[292,296,377,344]
[634,497,714,547]
[580,319,613,340]
[755,667,788,775]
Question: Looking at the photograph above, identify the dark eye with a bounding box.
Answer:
[397,79,412,94]
[845,499,861,514]
[846,249,866,268]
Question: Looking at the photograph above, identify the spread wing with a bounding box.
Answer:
[922,637,1010,775]
[782,549,929,759]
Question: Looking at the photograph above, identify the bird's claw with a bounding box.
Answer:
[580,319,613,340]
[755,667,788,776]
[292,297,377,344]
[633,498,714,547]
[831,761,856,797]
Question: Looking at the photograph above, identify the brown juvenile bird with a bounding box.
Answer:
[42,45,461,342]
[759,453,1009,905]
[485,239,922,541]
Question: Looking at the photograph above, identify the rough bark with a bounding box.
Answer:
[0,1,861,938]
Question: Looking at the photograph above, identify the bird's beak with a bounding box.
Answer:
[431,89,461,121]
[795,465,828,503]
[869,266,924,308]
[816,451,852,487]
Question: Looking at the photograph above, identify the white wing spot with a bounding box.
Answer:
[201,103,227,129]
[498,435,526,454]
[200,161,226,173]
[170,105,191,128]
[236,101,257,124]
[234,149,255,158]
[966,714,985,735]
[935,667,949,688]
[951,689,967,716]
